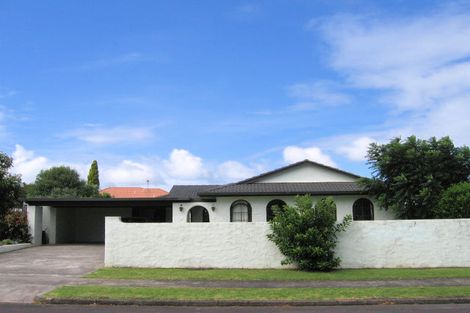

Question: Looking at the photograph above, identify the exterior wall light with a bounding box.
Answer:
[179,204,184,212]
[211,205,216,211]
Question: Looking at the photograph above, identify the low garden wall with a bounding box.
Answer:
[105,217,470,268]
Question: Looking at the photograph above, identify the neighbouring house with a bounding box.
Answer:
[100,187,168,198]
[25,160,470,268]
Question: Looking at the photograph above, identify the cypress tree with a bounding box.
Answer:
[87,160,100,189]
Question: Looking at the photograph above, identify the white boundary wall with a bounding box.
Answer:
[105,217,470,268]
[337,219,470,268]
[105,217,289,268]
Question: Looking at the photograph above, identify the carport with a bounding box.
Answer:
[26,198,172,245]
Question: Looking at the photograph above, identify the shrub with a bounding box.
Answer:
[267,195,351,271]
[0,210,31,243]
[0,239,15,245]
[433,182,470,218]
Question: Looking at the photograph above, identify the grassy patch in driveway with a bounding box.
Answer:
[86,267,470,281]
[45,285,470,302]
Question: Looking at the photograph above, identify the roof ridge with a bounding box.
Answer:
[236,160,361,184]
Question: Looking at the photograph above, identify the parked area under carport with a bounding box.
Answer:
[0,245,103,303]
[26,198,172,244]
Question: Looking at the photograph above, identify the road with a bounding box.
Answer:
[2,303,470,313]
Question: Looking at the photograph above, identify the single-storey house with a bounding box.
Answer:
[26,160,392,245]
[25,159,470,268]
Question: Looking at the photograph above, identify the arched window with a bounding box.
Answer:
[266,199,287,222]
[353,198,374,221]
[187,206,210,223]
[230,200,252,222]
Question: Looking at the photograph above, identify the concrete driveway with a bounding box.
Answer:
[0,245,103,303]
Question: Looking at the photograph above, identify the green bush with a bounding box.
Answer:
[0,210,31,243]
[267,195,351,271]
[433,182,470,218]
[0,239,15,245]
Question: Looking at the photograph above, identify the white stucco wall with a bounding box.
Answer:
[105,217,290,268]
[105,217,470,268]
[337,219,470,268]
[255,163,357,183]
[173,196,393,223]
[26,205,42,245]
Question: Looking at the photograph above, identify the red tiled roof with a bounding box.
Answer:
[100,187,168,198]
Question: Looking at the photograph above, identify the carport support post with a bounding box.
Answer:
[27,205,43,245]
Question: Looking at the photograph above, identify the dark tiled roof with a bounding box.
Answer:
[198,182,364,197]
[237,160,361,184]
[163,185,220,201]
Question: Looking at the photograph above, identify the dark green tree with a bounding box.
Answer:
[268,195,351,271]
[87,160,100,189]
[433,182,470,218]
[0,152,22,218]
[28,166,99,198]
[360,136,470,219]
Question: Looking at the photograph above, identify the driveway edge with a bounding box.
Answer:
[35,296,470,307]
[0,243,32,254]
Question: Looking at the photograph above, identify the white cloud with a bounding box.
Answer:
[0,86,16,98]
[8,146,263,189]
[336,136,374,161]
[11,145,49,183]
[216,161,259,181]
[96,149,265,188]
[102,160,156,187]
[287,81,350,111]
[317,10,470,110]
[287,81,351,105]
[69,125,154,145]
[305,8,470,156]
[283,146,336,167]
[163,149,208,179]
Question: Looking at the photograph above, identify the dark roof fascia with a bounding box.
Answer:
[25,198,174,208]
[160,197,216,203]
[237,160,362,184]
[198,190,365,197]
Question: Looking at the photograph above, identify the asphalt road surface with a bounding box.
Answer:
[2,304,470,313]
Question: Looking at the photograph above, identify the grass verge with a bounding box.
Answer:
[86,267,470,281]
[45,285,470,302]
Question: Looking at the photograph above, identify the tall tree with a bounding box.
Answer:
[28,166,99,198]
[87,160,100,189]
[360,136,470,219]
[0,152,22,218]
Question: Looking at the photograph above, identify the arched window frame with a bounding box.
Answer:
[266,199,287,222]
[230,200,252,222]
[352,198,374,221]
[187,206,210,223]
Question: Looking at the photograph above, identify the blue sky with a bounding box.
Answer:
[2,0,470,189]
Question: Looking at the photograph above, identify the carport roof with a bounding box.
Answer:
[25,197,174,207]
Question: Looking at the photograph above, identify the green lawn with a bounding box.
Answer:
[86,267,470,281]
[45,285,470,302]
